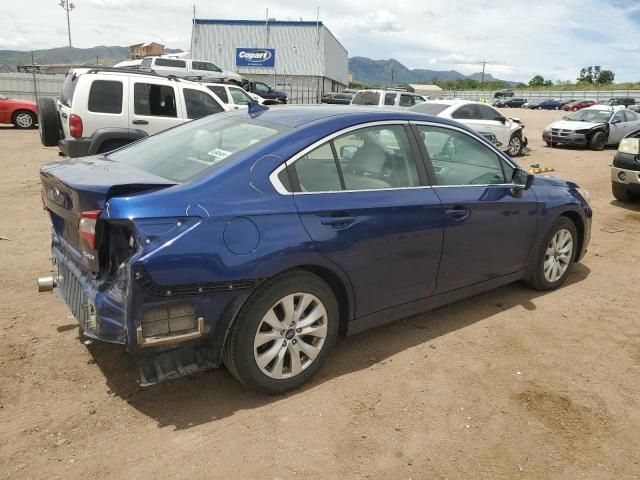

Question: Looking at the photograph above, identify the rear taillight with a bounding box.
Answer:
[78,210,101,249]
[69,114,83,137]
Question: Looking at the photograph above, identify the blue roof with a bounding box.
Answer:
[194,19,324,27]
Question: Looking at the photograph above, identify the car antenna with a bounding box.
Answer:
[248,101,269,118]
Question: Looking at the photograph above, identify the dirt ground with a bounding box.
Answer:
[1,109,639,480]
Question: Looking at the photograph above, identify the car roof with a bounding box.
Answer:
[357,89,422,96]
[220,104,469,129]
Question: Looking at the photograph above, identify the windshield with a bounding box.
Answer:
[410,102,449,115]
[351,91,381,106]
[566,109,613,123]
[107,114,288,182]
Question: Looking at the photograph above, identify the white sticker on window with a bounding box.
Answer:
[207,148,232,161]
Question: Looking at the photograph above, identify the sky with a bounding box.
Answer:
[2,0,640,82]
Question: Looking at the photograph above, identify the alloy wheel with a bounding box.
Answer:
[253,293,328,379]
[543,228,574,283]
[15,112,33,128]
[508,136,522,156]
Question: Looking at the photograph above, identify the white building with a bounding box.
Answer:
[191,19,348,103]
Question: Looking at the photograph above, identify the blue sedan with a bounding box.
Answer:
[38,105,592,393]
[537,99,565,110]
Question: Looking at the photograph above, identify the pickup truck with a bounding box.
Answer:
[240,80,288,103]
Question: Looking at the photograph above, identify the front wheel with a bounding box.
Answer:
[507,132,523,156]
[13,110,36,129]
[589,131,606,151]
[223,271,339,394]
[525,217,577,291]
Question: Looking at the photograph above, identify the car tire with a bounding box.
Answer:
[612,182,638,202]
[525,216,578,291]
[37,97,61,147]
[223,270,339,394]
[507,132,523,156]
[12,110,36,129]
[588,131,606,151]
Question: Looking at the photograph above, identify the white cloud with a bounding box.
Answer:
[2,0,639,81]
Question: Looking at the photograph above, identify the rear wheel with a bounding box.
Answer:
[612,182,638,202]
[37,97,61,147]
[588,131,606,151]
[223,271,339,394]
[525,217,577,291]
[12,110,36,129]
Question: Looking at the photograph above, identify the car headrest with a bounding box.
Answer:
[349,142,386,175]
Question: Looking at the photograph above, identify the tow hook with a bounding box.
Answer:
[37,274,61,292]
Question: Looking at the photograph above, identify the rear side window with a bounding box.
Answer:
[134,83,177,117]
[183,88,224,119]
[229,87,253,105]
[293,143,343,193]
[384,93,396,106]
[192,61,221,72]
[207,86,228,103]
[154,58,186,68]
[60,72,78,107]
[88,80,123,114]
[399,94,416,107]
[352,91,381,106]
[411,102,449,115]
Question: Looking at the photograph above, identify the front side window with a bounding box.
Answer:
[417,125,508,186]
[134,83,177,117]
[183,88,224,119]
[192,61,222,72]
[384,93,396,106]
[207,85,228,103]
[229,87,254,105]
[285,124,421,193]
[452,104,481,120]
[88,80,123,114]
[351,91,381,106]
[107,116,285,182]
[254,83,270,94]
[399,94,416,107]
[612,112,625,123]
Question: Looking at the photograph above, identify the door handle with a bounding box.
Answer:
[445,208,471,221]
[320,215,356,228]
[132,119,149,125]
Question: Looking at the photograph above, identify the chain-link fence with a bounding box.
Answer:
[240,73,328,104]
[444,88,640,102]
[0,73,65,102]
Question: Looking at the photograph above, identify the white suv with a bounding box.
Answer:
[351,89,427,108]
[204,83,264,109]
[37,68,230,157]
[140,57,242,83]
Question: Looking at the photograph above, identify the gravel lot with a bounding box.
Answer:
[1,109,639,479]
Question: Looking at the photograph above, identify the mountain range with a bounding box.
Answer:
[0,46,515,86]
[348,56,515,86]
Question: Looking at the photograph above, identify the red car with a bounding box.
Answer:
[562,99,596,112]
[0,95,38,129]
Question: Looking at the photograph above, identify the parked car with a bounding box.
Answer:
[410,100,527,156]
[326,92,354,105]
[240,80,288,103]
[351,89,426,108]
[611,130,640,202]
[627,104,640,113]
[37,68,229,157]
[606,97,636,107]
[139,57,242,83]
[494,89,514,98]
[498,97,527,108]
[537,99,564,110]
[563,100,596,111]
[0,94,38,129]
[37,105,592,393]
[320,92,335,103]
[204,83,263,109]
[542,105,640,150]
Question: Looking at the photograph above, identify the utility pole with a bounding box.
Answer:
[58,0,75,66]
[391,67,394,86]
[480,60,487,87]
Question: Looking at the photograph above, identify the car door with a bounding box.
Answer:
[129,79,183,135]
[619,110,640,139]
[609,111,630,144]
[179,86,226,120]
[452,104,501,143]
[478,104,511,147]
[413,122,538,293]
[281,122,444,318]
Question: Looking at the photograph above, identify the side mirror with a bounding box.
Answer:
[512,168,534,192]
[495,116,507,124]
[340,145,358,159]
[611,119,622,125]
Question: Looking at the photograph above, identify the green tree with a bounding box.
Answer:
[596,69,615,84]
[529,75,545,87]
[578,66,594,83]
[543,80,553,87]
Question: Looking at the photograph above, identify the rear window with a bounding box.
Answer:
[60,72,78,107]
[107,116,288,182]
[88,80,123,114]
[207,85,228,103]
[411,102,449,115]
[154,58,186,68]
[352,91,381,106]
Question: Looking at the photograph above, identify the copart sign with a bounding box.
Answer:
[236,48,276,67]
